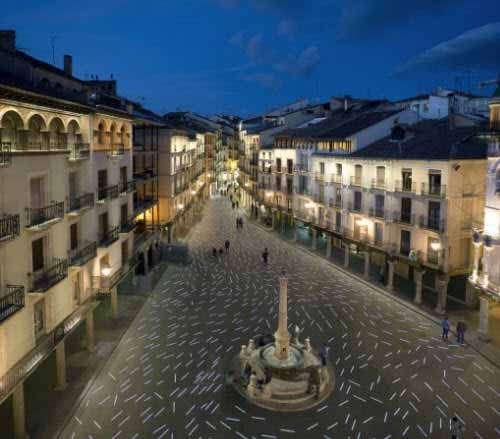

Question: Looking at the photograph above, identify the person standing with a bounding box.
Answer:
[441,316,450,341]
[456,321,466,345]
[450,416,464,438]
[240,217,244,229]
[262,248,269,264]
[236,217,240,230]
[319,343,329,367]
[212,247,217,258]
[225,240,230,253]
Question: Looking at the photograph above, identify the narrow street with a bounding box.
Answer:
[61,198,500,439]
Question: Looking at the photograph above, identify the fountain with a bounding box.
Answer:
[229,272,335,411]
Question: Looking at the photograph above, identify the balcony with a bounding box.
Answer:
[120,180,136,194]
[69,241,97,266]
[0,285,25,323]
[0,214,20,242]
[97,185,119,202]
[120,217,137,234]
[370,179,387,191]
[394,180,416,194]
[368,207,386,219]
[421,183,446,198]
[68,193,94,214]
[419,215,445,233]
[98,226,120,248]
[350,176,363,187]
[271,166,283,173]
[68,143,90,161]
[26,202,64,230]
[348,201,363,213]
[29,258,68,292]
[330,174,343,185]
[328,198,342,209]
[134,197,157,215]
[0,142,12,167]
[293,164,307,173]
[109,144,125,157]
[313,193,326,204]
[392,211,415,225]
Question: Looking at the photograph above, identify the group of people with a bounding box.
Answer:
[236,217,244,229]
[441,316,467,345]
[212,239,231,258]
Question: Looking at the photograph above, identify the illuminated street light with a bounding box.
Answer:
[430,241,442,252]
[101,262,112,277]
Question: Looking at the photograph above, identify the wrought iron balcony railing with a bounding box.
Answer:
[98,226,120,248]
[0,285,25,323]
[371,179,387,191]
[394,180,416,194]
[120,217,137,233]
[0,214,20,241]
[26,201,64,228]
[368,207,386,219]
[68,241,97,266]
[350,176,363,187]
[392,211,415,225]
[98,185,119,201]
[68,193,94,213]
[419,215,445,233]
[120,180,136,193]
[109,144,125,157]
[29,258,68,292]
[421,183,446,198]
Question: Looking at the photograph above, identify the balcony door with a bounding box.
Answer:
[428,201,441,229]
[429,171,441,195]
[376,166,385,186]
[30,177,45,209]
[99,212,109,239]
[402,169,412,191]
[400,230,411,256]
[69,172,78,200]
[121,203,128,226]
[32,237,45,272]
[70,223,79,251]
[354,164,362,184]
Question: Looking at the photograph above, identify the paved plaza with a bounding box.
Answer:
[60,199,500,439]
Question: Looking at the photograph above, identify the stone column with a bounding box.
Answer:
[413,269,425,305]
[312,228,318,250]
[13,382,26,439]
[326,234,332,258]
[86,309,95,353]
[434,275,449,315]
[274,275,290,361]
[111,286,118,319]
[344,244,349,268]
[55,341,67,391]
[479,296,490,341]
[387,260,396,291]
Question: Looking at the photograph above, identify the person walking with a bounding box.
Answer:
[450,416,464,438]
[212,247,217,258]
[225,240,230,253]
[319,343,329,367]
[441,316,450,341]
[219,247,224,256]
[239,217,244,229]
[456,321,466,345]
[236,217,240,230]
[262,248,269,264]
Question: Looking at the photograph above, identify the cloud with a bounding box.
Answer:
[338,0,458,39]
[243,73,282,89]
[273,46,320,76]
[394,22,500,76]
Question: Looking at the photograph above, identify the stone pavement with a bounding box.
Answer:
[60,198,500,439]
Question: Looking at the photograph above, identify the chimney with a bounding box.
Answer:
[64,54,73,76]
[344,94,351,112]
[0,30,16,52]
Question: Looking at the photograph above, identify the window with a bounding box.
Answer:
[70,223,78,251]
[32,238,44,272]
[401,198,412,223]
[121,240,129,266]
[402,169,412,191]
[275,175,282,191]
[428,171,442,195]
[400,230,411,256]
[376,166,385,186]
[428,201,441,230]
[354,191,362,211]
[98,169,107,200]
[69,172,78,199]
[276,158,282,172]
[34,301,45,339]
[121,203,128,226]
[120,166,127,188]
[375,195,384,217]
[336,163,342,176]
[335,211,342,231]
[375,223,383,246]
[287,159,293,174]
[286,177,293,194]
[335,187,342,205]
[354,164,362,185]
[30,177,45,208]
[427,237,440,264]
[99,213,109,240]
[319,162,325,175]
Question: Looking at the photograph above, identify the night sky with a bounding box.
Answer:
[2,0,500,116]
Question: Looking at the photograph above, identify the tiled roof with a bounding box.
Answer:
[349,120,487,161]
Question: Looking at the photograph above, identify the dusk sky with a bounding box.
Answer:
[2,0,500,117]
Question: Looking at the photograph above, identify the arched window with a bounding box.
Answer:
[1,110,24,149]
[27,114,47,149]
[67,120,80,149]
[97,122,105,145]
[48,117,65,149]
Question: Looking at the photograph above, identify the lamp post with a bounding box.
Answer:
[102,262,118,319]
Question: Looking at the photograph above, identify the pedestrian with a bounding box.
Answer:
[294,324,301,344]
[212,247,217,258]
[239,217,244,229]
[456,321,466,345]
[225,240,230,253]
[236,217,240,230]
[219,247,224,256]
[450,416,464,438]
[379,264,385,284]
[232,202,235,209]
[319,343,329,367]
[441,316,450,341]
[262,247,269,264]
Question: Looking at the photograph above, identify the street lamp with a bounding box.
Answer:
[430,240,442,252]
[101,262,112,277]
